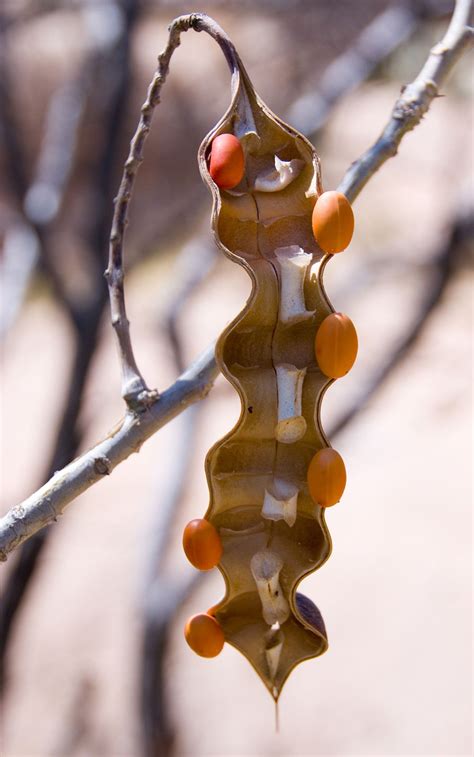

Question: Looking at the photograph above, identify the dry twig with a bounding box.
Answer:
[104,13,239,408]
[339,0,473,202]
[0,344,218,562]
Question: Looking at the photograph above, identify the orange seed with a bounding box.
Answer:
[307,448,346,507]
[183,518,222,571]
[312,191,354,254]
[184,613,225,658]
[315,312,358,379]
[209,133,245,189]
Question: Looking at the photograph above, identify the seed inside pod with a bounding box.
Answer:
[312,191,354,254]
[251,550,290,626]
[184,613,225,658]
[275,363,307,444]
[262,478,299,527]
[307,448,346,507]
[209,133,245,190]
[315,312,358,379]
[182,518,222,570]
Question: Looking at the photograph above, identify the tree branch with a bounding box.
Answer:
[0,4,472,561]
[0,345,219,561]
[339,0,473,202]
[104,13,239,409]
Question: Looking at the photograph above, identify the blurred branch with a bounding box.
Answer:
[0,222,40,340]
[328,194,473,438]
[50,677,97,756]
[140,406,204,757]
[340,0,474,202]
[289,3,419,135]
[0,0,141,686]
[0,4,471,560]
[0,23,90,334]
[139,228,218,754]
[164,234,218,374]
[140,571,203,757]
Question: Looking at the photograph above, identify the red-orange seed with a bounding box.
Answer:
[184,613,225,658]
[307,448,346,507]
[315,312,358,379]
[182,518,222,571]
[209,133,245,189]
[312,191,354,254]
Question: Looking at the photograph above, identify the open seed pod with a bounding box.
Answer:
[196,19,338,700]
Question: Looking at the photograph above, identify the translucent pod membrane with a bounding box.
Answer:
[312,191,354,254]
[196,27,345,699]
[315,312,358,379]
[307,448,347,507]
[184,613,225,658]
[183,518,223,571]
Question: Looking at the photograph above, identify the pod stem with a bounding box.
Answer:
[105,13,244,412]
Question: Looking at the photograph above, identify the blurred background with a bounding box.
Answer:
[0,1,472,755]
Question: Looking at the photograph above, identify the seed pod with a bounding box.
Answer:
[194,17,356,700]
[312,190,354,254]
[183,518,222,570]
[307,448,347,507]
[184,613,225,658]
[208,133,245,189]
[315,312,358,379]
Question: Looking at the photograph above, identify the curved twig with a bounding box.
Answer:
[105,13,239,408]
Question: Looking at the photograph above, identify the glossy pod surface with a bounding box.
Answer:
[184,613,225,658]
[194,37,355,700]
[209,133,245,189]
[183,518,223,570]
[307,448,346,507]
[312,191,354,254]
[315,312,358,379]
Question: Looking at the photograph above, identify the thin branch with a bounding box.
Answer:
[104,13,239,409]
[0,4,471,560]
[0,344,219,561]
[289,2,419,135]
[340,0,474,202]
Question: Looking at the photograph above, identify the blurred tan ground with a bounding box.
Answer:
[1,6,473,757]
